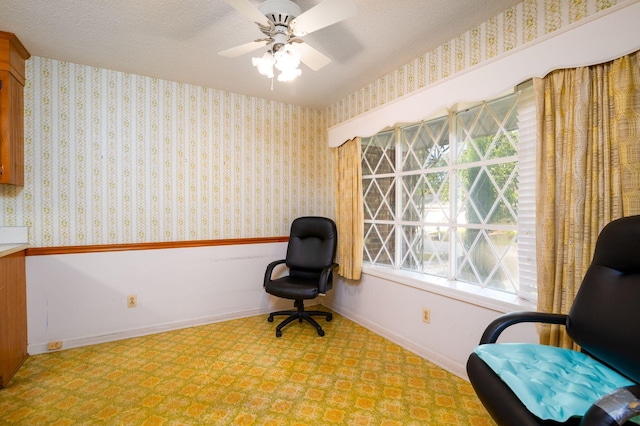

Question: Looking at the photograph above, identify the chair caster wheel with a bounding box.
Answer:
[318,329,325,337]
[268,316,274,322]
[276,330,282,337]
[326,314,333,322]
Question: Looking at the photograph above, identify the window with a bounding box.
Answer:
[362,82,536,301]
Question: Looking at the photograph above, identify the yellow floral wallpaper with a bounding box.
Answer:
[2,59,332,247]
[0,0,620,247]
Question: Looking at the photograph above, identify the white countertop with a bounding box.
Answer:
[0,227,29,257]
[0,243,29,257]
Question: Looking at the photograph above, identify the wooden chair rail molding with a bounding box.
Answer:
[25,236,289,256]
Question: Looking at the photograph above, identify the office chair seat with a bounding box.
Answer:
[264,276,321,300]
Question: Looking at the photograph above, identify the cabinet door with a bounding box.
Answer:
[0,71,25,185]
[0,250,28,387]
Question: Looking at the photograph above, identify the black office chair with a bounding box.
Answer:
[264,216,338,337]
[467,215,640,426]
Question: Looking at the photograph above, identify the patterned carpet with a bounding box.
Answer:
[0,307,494,425]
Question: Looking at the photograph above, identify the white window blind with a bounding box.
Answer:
[516,81,537,301]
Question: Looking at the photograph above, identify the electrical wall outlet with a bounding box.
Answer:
[47,341,63,351]
[127,294,137,308]
[422,307,431,324]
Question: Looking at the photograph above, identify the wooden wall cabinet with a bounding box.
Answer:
[0,250,28,387]
[0,31,30,186]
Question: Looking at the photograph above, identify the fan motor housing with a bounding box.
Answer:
[258,0,301,26]
[258,0,302,51]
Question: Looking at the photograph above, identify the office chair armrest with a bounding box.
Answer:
[318,263,339,295]
[480,311,568,344]
[264,259,287,287]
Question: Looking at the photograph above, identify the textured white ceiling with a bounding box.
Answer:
[0,0,521,109]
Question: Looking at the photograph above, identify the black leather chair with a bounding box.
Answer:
[264,216,338,337]
[467,215,640,426]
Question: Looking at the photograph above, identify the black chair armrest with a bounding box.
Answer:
[480,311,568,344]
[580,385,640,426]
[318,263,339,294]
[264,259,287,287]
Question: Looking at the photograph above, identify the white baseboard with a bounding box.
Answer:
[28,302,291,355]
[30,298,468,381]
[321,299,468,380]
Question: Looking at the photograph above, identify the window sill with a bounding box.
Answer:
[362,264,537,314]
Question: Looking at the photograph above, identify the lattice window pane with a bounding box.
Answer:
[456,96,518,164]
[456,108,483,163]
[457,162,519,226]
[457,166,493,225]
[401,174,423,222]
[400,124,424,172]
[486,96,519,161]
[486,161,518,225]
[455,228,518,293]
[400,225,450,277]
[363,177,396,221]
[425,117,450,168]
[362,132,396,175]
[400,225,423,272]
[422,225,450,276]
[364,223,395,266]
[400,120,450,172]
[402,173,449,223]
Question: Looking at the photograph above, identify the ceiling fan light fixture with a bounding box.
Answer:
[277,67,302,82]
[274,45,300,71]
[274,44,302,81]
[252,51,275,78]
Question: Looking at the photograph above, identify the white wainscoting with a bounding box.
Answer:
[26,242,291,354]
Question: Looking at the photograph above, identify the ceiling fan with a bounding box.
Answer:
[219,0,358,82]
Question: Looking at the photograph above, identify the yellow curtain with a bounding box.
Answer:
[333,138,364,280]
[535,50,640,348]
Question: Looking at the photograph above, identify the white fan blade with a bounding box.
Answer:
[291,0,358,36]
[295,42,331,71]
[219,40,269,57]
[224,0,270,27]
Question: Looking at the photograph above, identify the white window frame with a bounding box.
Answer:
[362,82,537,304]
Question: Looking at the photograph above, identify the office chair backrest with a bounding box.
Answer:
[567,215,640,383]
[286,217,337,279]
